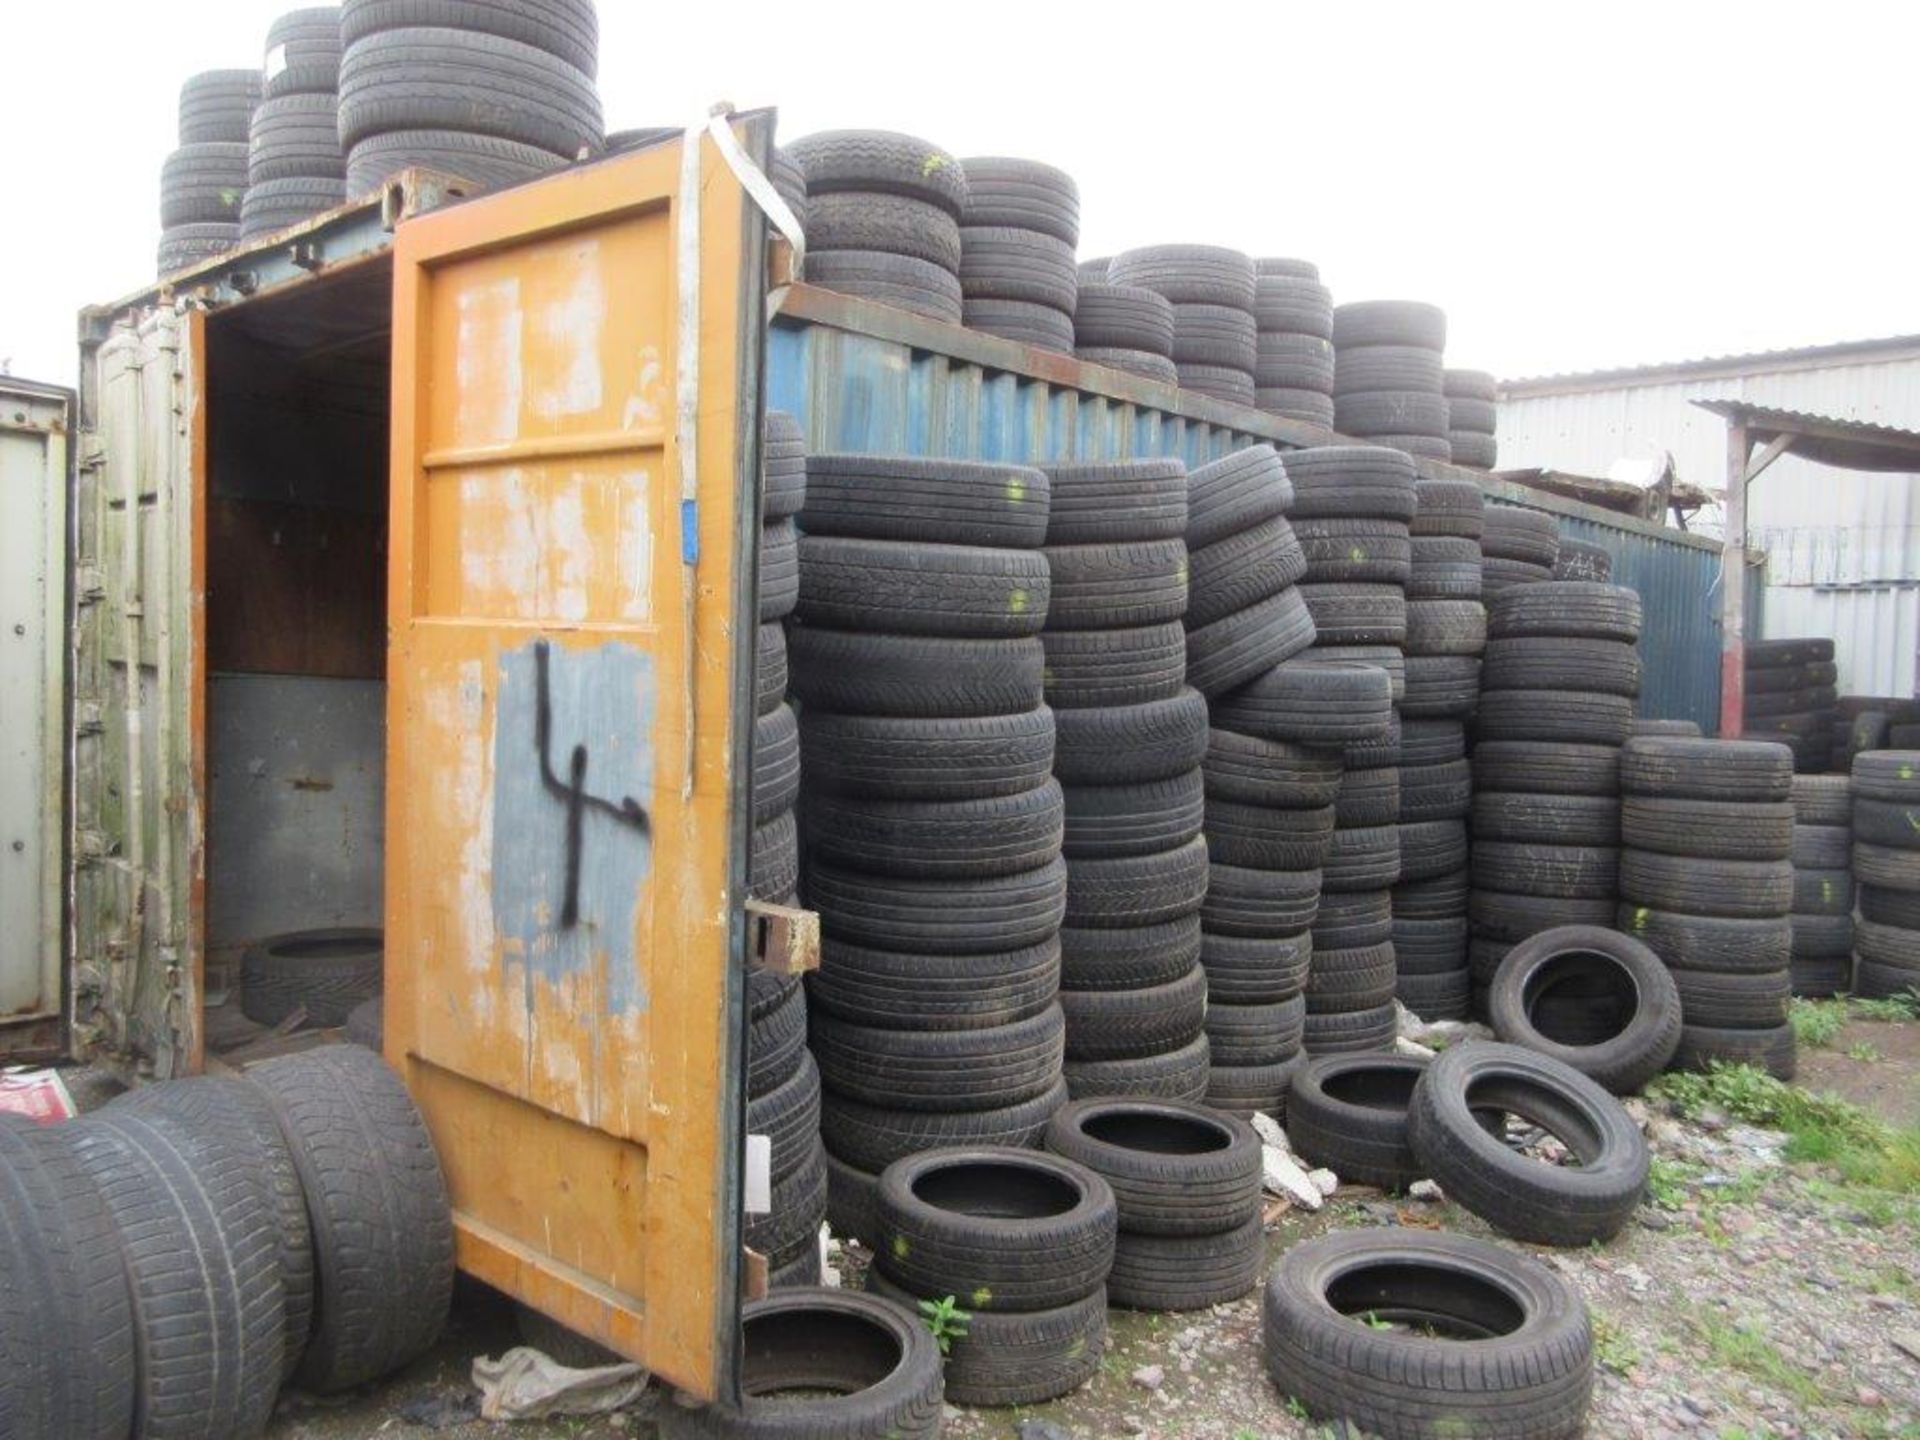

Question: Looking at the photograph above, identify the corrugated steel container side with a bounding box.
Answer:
[772,302,1730,731]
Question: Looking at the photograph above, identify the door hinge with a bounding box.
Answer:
[743,899,818,979]
[75,565,105,605]
[74,700,103,735]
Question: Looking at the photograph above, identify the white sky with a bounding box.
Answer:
[3,0,1916,388]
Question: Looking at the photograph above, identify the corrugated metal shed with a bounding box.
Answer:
[1495,336,1920,696]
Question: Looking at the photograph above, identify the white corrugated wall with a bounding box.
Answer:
[1496,349,1920,696]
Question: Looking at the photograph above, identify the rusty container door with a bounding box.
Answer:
[0,378,73,1061]
[385,118,770,1401]
[69,310,207,1080]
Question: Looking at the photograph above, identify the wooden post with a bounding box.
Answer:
[1719,421,1749,738]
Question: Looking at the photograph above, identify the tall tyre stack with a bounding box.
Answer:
[1282,446,1420,1056]
[789,130,967,325]
[1744,638,1839,773]
[788,454,1065,1247]
[337,0,601,199]
[1787,774,1854,998]
[1173,446,1337,1115]
[1331,302,1451,463]
[1480,503,1561,599]
[1252,258,1335,429]
[747,413,826,1288]
[1393,478,1487,1019]
[1038,458,1211,1102]
[1617,736,1797,1078]
[1073,283,1177,384]
[1850,751,1920,1003]
[1469,582,1643,1017]
[1109,247,1259,406]
[1442,369,1498,470]
[159,70,260,274]
[241,8,346,240]
[958,157,1080,353]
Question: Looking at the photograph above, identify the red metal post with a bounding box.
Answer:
[1719,421,1748,738]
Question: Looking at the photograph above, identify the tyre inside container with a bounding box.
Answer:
[1323,1260,1527,1340]
[202,260,392,1026]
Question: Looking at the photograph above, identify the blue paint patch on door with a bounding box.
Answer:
[491,639,657,1014]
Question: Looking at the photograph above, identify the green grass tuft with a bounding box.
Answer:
[1648,1063,1920,1194]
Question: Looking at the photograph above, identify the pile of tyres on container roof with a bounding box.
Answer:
[152,18,1504,475]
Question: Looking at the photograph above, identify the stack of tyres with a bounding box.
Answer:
[1073,282,1177,383]
[1331,302,1450,464]
[792,130,967,325]
[1555,537,1614,582]
[746,413,826,1287]
[242,8,346,240]
[866,1147,1115,1406]
[1480,504,1561,598]
[788,454,1066,1245]
[1744,638,1838,773]
[1047,1098,1267,1313]
[1788,775,1855,997]
[1170,446,1329,1113]
[1470,582,1643,1017]
[338,0,601,199]
[1110,246,1260,406]
[1618,737,1797,1079]
[1283,446,1421,1054]
[958,157,1081,353]
[1252,258,1335,428]
[1851,752,1920,1003]
[1443,369,1498,470]
[1395,479,1486,1018]
[1040,458,1210,1100]
[159,70,260,274]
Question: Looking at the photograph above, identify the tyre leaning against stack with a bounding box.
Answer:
[1851,750,1920,1002]
[790,451,1066,1244]
[337,0,602,198]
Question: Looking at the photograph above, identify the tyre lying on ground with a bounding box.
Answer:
[661,1288,944,1438]
[241,925,384,1028]
[1487,924,1683,1093]
[1263,1228,1594,1440]
[1286,1052,1439,1191]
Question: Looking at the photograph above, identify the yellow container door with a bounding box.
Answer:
[385,118,771,1401]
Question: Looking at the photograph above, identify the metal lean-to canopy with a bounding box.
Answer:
[1697,399,1920,737]
[1693,399,1920,473]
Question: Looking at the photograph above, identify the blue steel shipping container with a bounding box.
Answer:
[770,286,1728,733]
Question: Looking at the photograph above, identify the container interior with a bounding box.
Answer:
[202,257,394,1005]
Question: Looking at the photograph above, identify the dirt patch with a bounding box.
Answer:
[1797,1015,1920,1130]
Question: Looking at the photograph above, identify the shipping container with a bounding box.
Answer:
[0,376,71,1062]
[59,109,1728,1400]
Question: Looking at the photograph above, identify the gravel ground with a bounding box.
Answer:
[265,1014,1920,1440]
